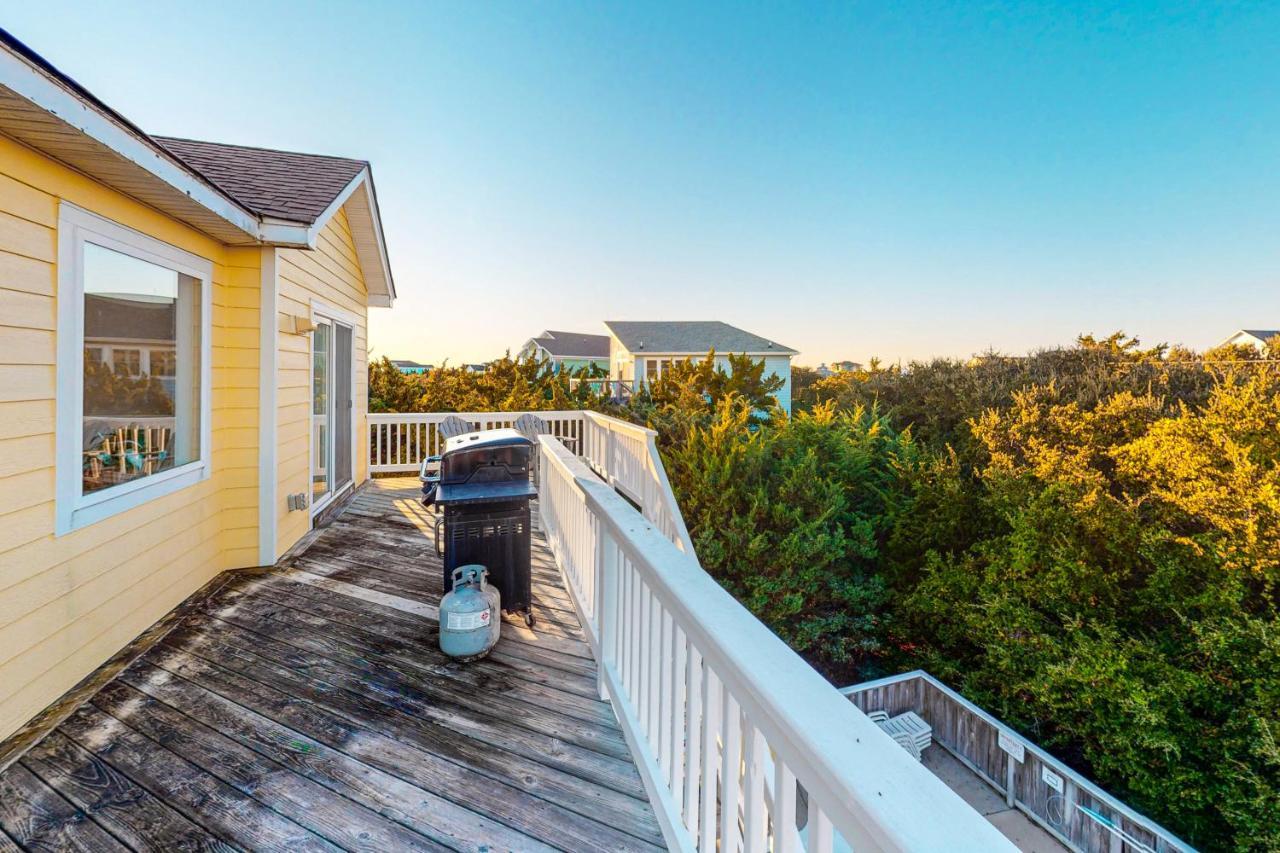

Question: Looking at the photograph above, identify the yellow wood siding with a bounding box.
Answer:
[275,208,370,555]
[0,135,261,742]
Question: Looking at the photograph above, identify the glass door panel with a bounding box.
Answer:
[334,324,353,488]
[312,321,331,504]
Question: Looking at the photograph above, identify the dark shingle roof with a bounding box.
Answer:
[604,321,796,355]
[85,294,175,343]
[534,331,611,358]
[1242,329,1280,341]
[153,136,367,224]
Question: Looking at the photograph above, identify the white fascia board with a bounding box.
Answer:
[309,166,369,238]
[1215,330,1263,349]
[258,219,314,248]
[309,168,396,307]
[0,46,262,241]
[352,173,396,306]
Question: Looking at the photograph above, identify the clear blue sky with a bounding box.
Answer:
[11,2,1280,365]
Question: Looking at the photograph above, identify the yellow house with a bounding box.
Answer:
[0,31,396,743]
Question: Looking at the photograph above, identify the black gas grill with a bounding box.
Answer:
[425,429,536,627]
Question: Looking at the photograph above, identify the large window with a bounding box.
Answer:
[56,205,212,535]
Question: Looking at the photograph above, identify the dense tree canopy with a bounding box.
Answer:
[369,337,1279,849]
[628,334,1279,850]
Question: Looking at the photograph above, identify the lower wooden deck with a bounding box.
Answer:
[0,478,663,852]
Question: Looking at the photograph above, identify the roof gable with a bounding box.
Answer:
[605,321,796,355]
[534,331,611,358]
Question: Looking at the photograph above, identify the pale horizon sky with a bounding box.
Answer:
[10,2,1280,366]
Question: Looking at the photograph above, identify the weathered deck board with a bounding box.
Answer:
[0,478,663,852]
[0,763,128,852]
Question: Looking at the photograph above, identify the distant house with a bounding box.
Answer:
[390,359,433,374]
[604,321,797,414]
[1217,329,1279,353]
[832,360,862,372]
[519,330,611,373]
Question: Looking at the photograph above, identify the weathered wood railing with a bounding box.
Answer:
[537,437,1013,853]
[842,671,1194,853]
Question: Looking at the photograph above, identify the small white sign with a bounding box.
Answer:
[997,730,1025,763]
[1042,767,1064,792]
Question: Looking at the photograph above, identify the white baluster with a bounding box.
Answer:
[683,646,703,837]
[720,691,743,853]
[808,806,832,853]
[698,666,721,851]
[658,610,674,783]
[743,725,767,853]
[669,624,687,807]
[774,760,798,853]
[647,590,662,746]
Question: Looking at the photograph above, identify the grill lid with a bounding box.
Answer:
[443,428,531,454]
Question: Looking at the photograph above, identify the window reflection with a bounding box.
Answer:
[81,243,200,495]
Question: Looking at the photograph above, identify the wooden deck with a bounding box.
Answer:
[0,478,664,852]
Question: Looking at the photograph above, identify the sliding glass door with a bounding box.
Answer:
[311,315,353,514]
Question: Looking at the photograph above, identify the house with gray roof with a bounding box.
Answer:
[390,359,434,374]
[1217,328,1280,353]
[519,330,611,373]
[604,321,798,413]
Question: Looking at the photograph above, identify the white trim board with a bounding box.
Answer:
[257,247,279,565]
[338,172,396,307]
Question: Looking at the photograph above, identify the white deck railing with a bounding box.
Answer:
[368,410,587,473]
[537,437,1014,853]
[369,410,694,553]
[579,411,695,554]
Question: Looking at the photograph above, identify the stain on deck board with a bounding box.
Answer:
[0,478,664,852]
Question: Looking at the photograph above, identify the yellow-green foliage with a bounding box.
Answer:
[368,354,614,414]
[371,339,1278,849]
[656,335,1278,849]
[873,354,1279,851]
[82,359,174,416]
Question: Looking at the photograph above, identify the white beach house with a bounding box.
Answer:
[605,320,798,414]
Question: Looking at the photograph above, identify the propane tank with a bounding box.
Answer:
[438,565,500,661]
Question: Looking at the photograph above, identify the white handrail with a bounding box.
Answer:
[537,437,1014,853]
[367,410,586,473]
[579,410,696,554]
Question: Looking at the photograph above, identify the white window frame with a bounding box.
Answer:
[55,203,214,536]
